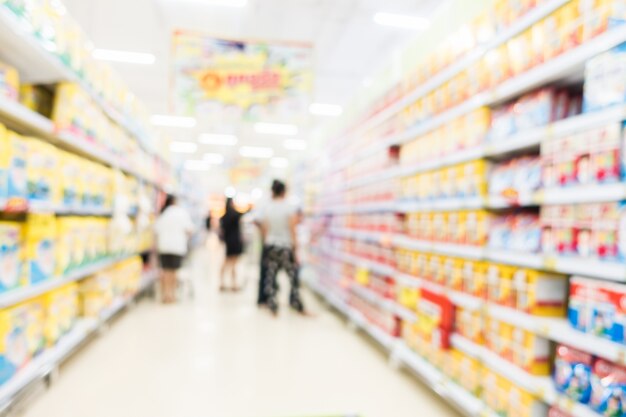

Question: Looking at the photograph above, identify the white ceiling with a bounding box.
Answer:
[61,0,442,191]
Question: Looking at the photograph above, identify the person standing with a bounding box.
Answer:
[259,180,305,315]
[154,194,194,303]
[219,197,244,291]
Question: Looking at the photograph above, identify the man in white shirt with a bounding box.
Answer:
[258,180,305,315]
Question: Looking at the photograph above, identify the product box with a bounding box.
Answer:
[580,0,626,41]
[24,214,57,284]
[583,42,626,112]
[5,131,27,202]
[26,138,59,205]
[0,303,29,384]
[19,84,53,118]
[0,221,25,293]
[508,383,549,417]
[456,307,484,344]
[514,269,567,316]
[554,344,594,403]
[511,327,551,375]
[568,277,626,344]
[486,317,513,361]
[483,370,509,416]
[590,358,626,415]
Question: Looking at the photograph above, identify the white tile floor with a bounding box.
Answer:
[21,239,460,417]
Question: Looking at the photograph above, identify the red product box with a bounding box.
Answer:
[420,287,455,330]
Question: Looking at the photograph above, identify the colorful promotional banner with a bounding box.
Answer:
[171,30,313,122]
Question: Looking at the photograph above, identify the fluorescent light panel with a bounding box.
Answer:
[373,12,430,30]
[283,139,307,151]
[239,146,274,159]
[198,133,238,146]
[254,122,298,136]
[185,160,210,171]
[309,102,343,117]
[270,157,289,168]
[203,153,225,164]
[92,49,156,65]
[170,141,198,153]
[151,115,197,128]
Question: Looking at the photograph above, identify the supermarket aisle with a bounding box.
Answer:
[21,240,458,417]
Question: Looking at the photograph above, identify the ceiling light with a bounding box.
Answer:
[270,157,289,168]
[225,186,236,198]
[198,133,238,146]
[254,122,298,136]
[184,160,210,171]
[239,146,274,159]
[309,103,343,117]
[373,12,430,30]
[92,49,156,65]
[170,141,198,153]
[151,115,197,128]
[283,139,307,151]
[203,153,225,164]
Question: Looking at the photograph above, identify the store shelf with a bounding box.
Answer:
[0,255,136,310]
[0,7,153,152]
[393,235,484,260]
[0,269,156,409]
[451,334,603,417]
[315,201,397,215]
[0,97,158,187]
[394,268,626,368]
[330,228,392,245]
[331,0,570,171]
[334,251,396,277]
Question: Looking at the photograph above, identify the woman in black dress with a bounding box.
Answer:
[219,198,244,291]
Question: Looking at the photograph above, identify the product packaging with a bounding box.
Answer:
[24,214,56,284]
[0,221,24,293]
[554,344,594,403]
[590,358,626,415]
[583,42,626,112]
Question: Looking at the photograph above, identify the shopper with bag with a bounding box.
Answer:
[154,194,194,303]
[259,180,306,315]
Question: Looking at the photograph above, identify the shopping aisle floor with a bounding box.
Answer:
[21,240,459,417]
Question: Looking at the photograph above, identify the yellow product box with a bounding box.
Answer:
[59,151,81,208]
[445,349,462,381]
[508,30,534,76]
[447,211,465,243]
[507,384,549,417]
[0,221,25,293]
[25,138,60,205]
[432,212,447,242]
[396,249,411,273]
[466,210,489,246]
[483,370,510,416]
[487,264,516,307]
[506,0,537,25]
[51,82,80,131]
[79,273,113,318]
[511,327,551,376]
[513,269,567,316]
[457,307,484,344]
[458,352,483,395]
[24,214,56,285]
[412,252,428,278]
[4,131,27,201]
[464,261,488,299]
[0,61,19,101]
[444,257,463,290]
[0,303,34,384]
[398,287,419,310]
[427,254,443,283]
[543,2,582,62]
[580,0,626,41]
[486,317,513,360]
[484,46,509,89]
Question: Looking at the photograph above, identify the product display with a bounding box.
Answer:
[305,2,626,417]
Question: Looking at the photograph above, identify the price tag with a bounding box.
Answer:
[535,324,551,338]
[543,256,557,271]
[617,349,626,365]
[545,124,555,140]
